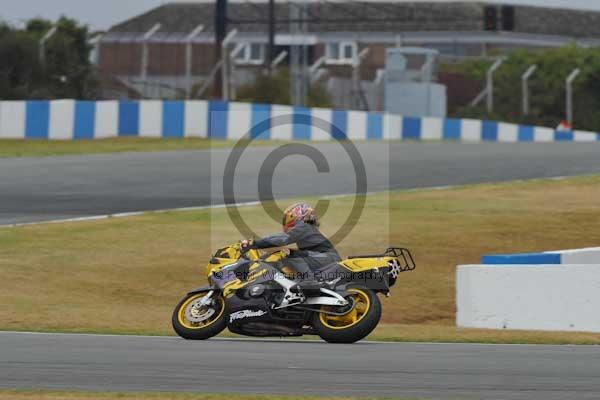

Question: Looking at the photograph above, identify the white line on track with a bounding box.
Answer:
[0,174,578,229]
[0,201,261,228]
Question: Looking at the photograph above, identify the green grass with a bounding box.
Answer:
[0,390,415,400]
[0,138,279,158]
[1,175,600,344]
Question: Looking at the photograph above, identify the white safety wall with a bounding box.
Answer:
[457,264,600,332]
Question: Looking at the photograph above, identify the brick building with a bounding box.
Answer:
[97,1,600,105]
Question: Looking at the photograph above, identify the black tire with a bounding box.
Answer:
[172,291,228,340]
[312,286,381,344]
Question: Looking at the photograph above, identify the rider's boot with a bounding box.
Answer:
[273,268,326,308]
[284,275,326,306]
[273,274,306,308]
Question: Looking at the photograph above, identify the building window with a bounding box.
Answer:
[343,43,354,59]
[326,41,356,64]
[234,43,264,64]
[249,43,262,62]
[326,43,339,60]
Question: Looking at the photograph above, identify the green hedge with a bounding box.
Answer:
[236,68,332,108]
[440,46,600,131]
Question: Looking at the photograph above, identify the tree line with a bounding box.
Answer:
[0,17,98,100]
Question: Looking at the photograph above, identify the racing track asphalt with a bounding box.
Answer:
[2,332,600,400]
[1,142,600,225]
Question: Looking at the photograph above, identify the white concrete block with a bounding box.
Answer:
[346,111,367,141]
[573,130,598,142]
[460,119,482,142]
[139,100,163,138]
[0,101,26,139]
[311,107,332,141]
[421,117,443,140]
[533,127,554,142]
[94,101,119,138]
[227,102,253,140]
[497,122,519,143]
[269,105,293,141]
[457,264,600,332]
[184,100,208,138]
[48,100,75,140]
[383,114,402,140]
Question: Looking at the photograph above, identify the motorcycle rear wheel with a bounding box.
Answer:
[172,291,228,340]
[312,286,381,344]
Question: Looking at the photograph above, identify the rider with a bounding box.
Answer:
[242,202,341,289]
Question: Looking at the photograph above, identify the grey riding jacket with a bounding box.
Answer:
[253,222,341,270]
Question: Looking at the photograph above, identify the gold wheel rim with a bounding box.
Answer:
[319,288,371,330]
[177,293,225,330]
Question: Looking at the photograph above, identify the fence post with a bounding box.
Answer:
[221,29,238,101]
[229,43,246,101]
[141,24,161,80]
[185,25,204,99]
[89,33,104,66]
[566,68,581,126]
[271,50,288,70]
[521,64,537,116]
[486,58,503,113]
[139,24,161,98]
[39,26,57,67]
[309,55,326,82]
[353,47,370,110]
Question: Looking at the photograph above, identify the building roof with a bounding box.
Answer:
[105,1,600,40]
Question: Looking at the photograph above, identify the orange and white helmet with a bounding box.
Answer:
[282,202,316,233]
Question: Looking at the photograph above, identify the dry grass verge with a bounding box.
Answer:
[1,175,600,343]
[0,138,278,158]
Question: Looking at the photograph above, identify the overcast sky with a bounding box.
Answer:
[2,0,600,30]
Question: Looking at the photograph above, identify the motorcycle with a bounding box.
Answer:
[172,243,415,343]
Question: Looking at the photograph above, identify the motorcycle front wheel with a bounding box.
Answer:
[172,290,228,340]
[312,286,381,344]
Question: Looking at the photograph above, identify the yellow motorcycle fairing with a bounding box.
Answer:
[207,257,236,276]
[222,277,251,298]
[221,263,277,297]
[263,250,287,263]
[207,245,291,277]
[206,244,260,276]
[220,252,295,297]
[338,256,398,272]
[206,243,288,298]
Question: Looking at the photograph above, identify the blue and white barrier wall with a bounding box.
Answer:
[2,99,600,142]
[457,247,600,332]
